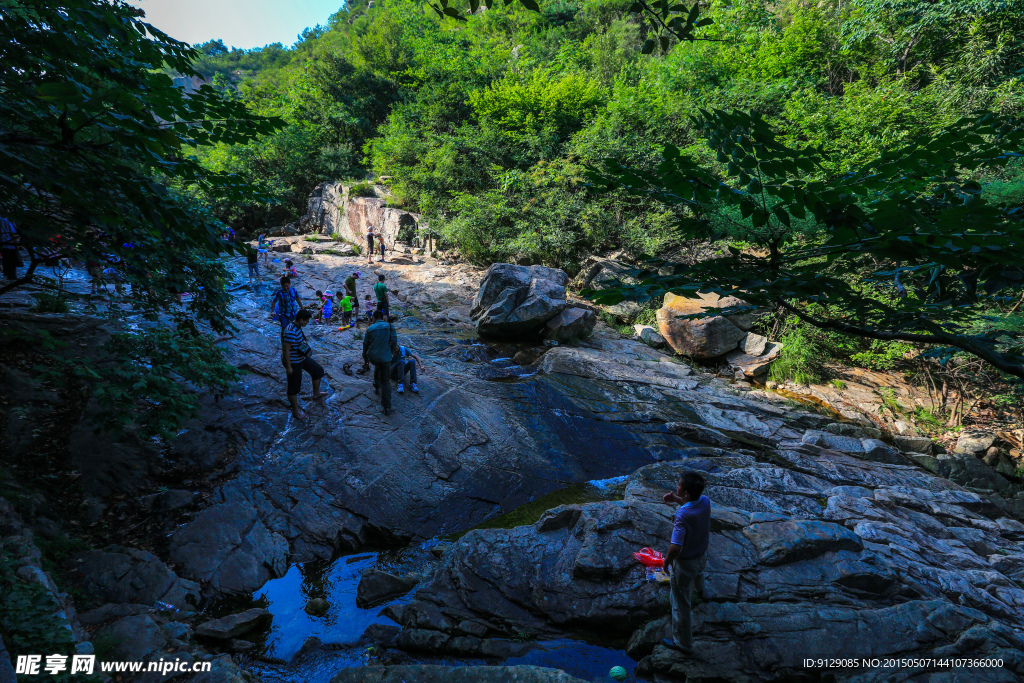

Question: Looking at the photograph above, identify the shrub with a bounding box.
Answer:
[349,181,376,198]
[769,323,825,385]
[30,292,69,314]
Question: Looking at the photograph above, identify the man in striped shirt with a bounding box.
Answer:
[282,310,326,421]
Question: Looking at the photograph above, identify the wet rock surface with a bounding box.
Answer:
[5,247,1024,682]
[384,346,1024,681]
[331,665,590,683]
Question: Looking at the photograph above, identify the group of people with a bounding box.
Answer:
[270,267,419,420]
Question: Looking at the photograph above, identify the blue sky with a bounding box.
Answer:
[130,0,345,50]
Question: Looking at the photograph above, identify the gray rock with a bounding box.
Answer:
[956,429,998,454]
[893,434,934,454]
[194,608,272,640]
[167,502,288,597]
[471,264,569,338]
[93,614,167,661]
[740,332,769,356]
[633,324,666,349]
[74,546,200,609]
[542,307,596,344]
[726,342,782,378]
[360,623,401,646]
[331,665,589,683]
[741,520,863,565]
[356,569,418,608]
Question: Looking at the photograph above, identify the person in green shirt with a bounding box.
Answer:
[362,310,398,414]
[373,273,390,320]
[340,293,354,325]
[344,271,360,324]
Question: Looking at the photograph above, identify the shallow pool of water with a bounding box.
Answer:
[251,552,415,663]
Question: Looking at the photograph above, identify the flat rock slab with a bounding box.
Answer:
[195,608,272,640]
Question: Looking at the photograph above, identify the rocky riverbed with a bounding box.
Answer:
[2,243,1024,682]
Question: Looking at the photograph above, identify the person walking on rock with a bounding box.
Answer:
[271,276,301,336]
[373,273,391,320]
[662,471,711,655]
[282,309,326,421]
[344,271,360,324]
[362,310,398,415]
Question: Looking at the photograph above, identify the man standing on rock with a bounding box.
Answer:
[662,471,711,655]
[362,310,398,415]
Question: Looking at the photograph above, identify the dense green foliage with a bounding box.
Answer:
[187,0,1022,377]
[0,0,277,434]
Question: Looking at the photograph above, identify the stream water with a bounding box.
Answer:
[242,477,637,683]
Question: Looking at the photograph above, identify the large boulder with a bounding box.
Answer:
[656,292,752,359]
[470,264,569,338]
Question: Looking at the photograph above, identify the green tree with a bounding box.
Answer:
[589,109,1024,378]
[0,0,282,435]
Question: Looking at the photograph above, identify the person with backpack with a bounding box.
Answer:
[362,310,398,415]
[270,276,302,335]
[282,309,326,421]
[390,344,423,394]
[373,273,390,320]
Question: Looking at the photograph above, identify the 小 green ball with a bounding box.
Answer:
[609,665,628,681]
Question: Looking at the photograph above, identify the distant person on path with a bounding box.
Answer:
[271,276,302,335]
[373,273,390,320]
[362,310,398,415]
[282,309,326,421]
[246,248,259,286]
[258,234,271,265]
[378,236,386,263]
[344,271,360,323]
[366,227,375,265]
[662,472,711,655]
[282,259,297,279]
[390,344,423,394]
[0,217,20,281]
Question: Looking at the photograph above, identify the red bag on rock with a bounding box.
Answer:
[633,547,664,568]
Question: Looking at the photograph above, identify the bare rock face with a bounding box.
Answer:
[470,264,569,338]
[304,181,421,252]
[656,292,750,359]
